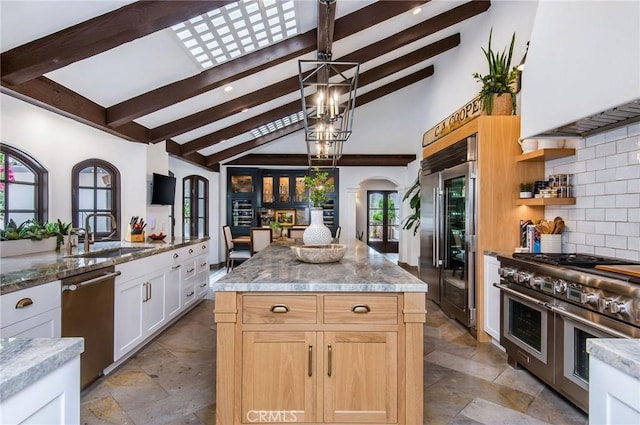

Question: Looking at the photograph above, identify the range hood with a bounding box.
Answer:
[533,98,640,138]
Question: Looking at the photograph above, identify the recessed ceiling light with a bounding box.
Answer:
[413,7,422,15]
[224,85,233,92]
[242,108,250,113]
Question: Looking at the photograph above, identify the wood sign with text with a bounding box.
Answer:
[423,96,483,147]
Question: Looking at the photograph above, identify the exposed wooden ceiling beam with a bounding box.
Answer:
[1,1,235,86]
[225,154,416,167]
[317,0,337,56]
[206,65,434,166]
[0,77,148,143]
[149,0,483,144]
[179,34,459,156]
[166,140,219,172]
[106,1,428,127]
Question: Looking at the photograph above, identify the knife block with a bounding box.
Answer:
[125,227,145,242]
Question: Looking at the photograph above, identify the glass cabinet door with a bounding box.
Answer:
[295,176,306,203]
[441,175,467,310]
[278,176,290,203]
[231,175,253,193]
[262,176,274,203]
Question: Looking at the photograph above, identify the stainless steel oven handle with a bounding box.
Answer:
[549,305,631,339]
[62,271,122,292]
[493,282,549,308]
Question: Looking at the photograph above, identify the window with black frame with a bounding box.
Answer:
[182,175,209,238]
[72,159,120,241]
[0,143,48,228]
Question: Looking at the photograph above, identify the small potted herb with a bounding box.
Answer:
[519,182,533,198]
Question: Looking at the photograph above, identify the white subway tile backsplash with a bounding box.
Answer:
[595,142,616,157]
[615,164,640,180]
[604,180,628,194]
[585,208,605,221]
[616,193,640,208]
[586,233,605,247]
[616,135,640,153]
[616,222,640,237]
[604,126,629,143]
[585,183,606,196]
[595,169,617,183]
[605,235,627,249]
[605,208,627,222]
[605,153,630,168]
[547,124,638,257]
[585,158,607,171]
[594,221,616,235]
[593,195,615,208]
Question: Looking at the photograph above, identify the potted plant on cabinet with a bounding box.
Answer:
[472,28,518,115]
[303,168,335,245]
[519,182,534,199]
[0,218,56,257]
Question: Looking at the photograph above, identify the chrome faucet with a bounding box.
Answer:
[84,213,117,252]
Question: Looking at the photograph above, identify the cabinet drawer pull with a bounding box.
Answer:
[202,244,206,250]
[199,283,207,288]
[173,253,179,259]
[308,345,313,377]
[200,262,208,267]
[270,304,289,314]
[187,268,195,273]
[188,248,194,254]
[187,291,194,297]
[351,304,371,314]
[172,264,181,270]
[327,344,332,377]
[15,298,33,309]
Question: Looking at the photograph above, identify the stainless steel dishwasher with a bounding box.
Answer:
[62,266,120,389]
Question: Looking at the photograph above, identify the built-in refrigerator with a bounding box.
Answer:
[420,135,477,329]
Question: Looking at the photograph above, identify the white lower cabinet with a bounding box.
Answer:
[0,280,61,339]
[195,254,209,298]
[165,263,182,320]
[142,271,166,336]
[483,254,502,344]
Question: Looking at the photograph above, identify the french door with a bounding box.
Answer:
[367,191,399,253]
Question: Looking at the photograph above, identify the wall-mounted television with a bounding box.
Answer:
[150,173,176,205]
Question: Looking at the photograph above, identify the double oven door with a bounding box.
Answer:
[499,280,639,413]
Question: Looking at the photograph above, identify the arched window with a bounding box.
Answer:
[183,175,209,238]
[0,143,48,228]
[72,159,121,241]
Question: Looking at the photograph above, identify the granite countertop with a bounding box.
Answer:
[0,237,209,294]
[0,337,84,401]
[214,241,427,292]
[587,339,640,380]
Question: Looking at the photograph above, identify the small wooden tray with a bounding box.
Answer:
[594,264,640,278]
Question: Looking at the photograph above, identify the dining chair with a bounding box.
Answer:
[250,227,272,255]
[288,228,306,240]
[223,225,251,272]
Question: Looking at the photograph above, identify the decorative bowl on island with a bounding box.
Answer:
[148,233,167,241]
[291,244,346,263]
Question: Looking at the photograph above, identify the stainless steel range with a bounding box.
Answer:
[494,253,640,413]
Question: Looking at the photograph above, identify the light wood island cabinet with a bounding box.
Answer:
[214,242,427,425]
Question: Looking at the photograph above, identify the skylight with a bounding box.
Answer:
[172,0,299,69]
[251,111,304,138]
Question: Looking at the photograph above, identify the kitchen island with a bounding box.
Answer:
[214,241,427,425]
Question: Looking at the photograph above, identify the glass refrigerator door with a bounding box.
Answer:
[441,175,467,314]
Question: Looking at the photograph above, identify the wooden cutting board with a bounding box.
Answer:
[594,264,640,278]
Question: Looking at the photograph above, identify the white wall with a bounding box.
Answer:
[1,94,147,228]
[545,123,640,261]
[520,1,640,138]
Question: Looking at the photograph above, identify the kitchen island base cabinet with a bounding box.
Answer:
[215,292,424,425]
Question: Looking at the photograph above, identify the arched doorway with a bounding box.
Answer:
[366,190,399,253]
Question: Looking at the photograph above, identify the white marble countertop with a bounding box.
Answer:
[587,339,640,380]
[0,237,209,294]
[0,337,84,401]
[214,241,427,292]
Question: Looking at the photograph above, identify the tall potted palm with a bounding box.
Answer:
[472,28,518,115]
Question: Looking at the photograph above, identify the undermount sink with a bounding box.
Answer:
[68,247,152,259]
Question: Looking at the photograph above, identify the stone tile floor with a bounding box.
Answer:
[80,270,588,425]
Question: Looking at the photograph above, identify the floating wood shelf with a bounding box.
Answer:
[516,148,576,162]
[517,197,576,206]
